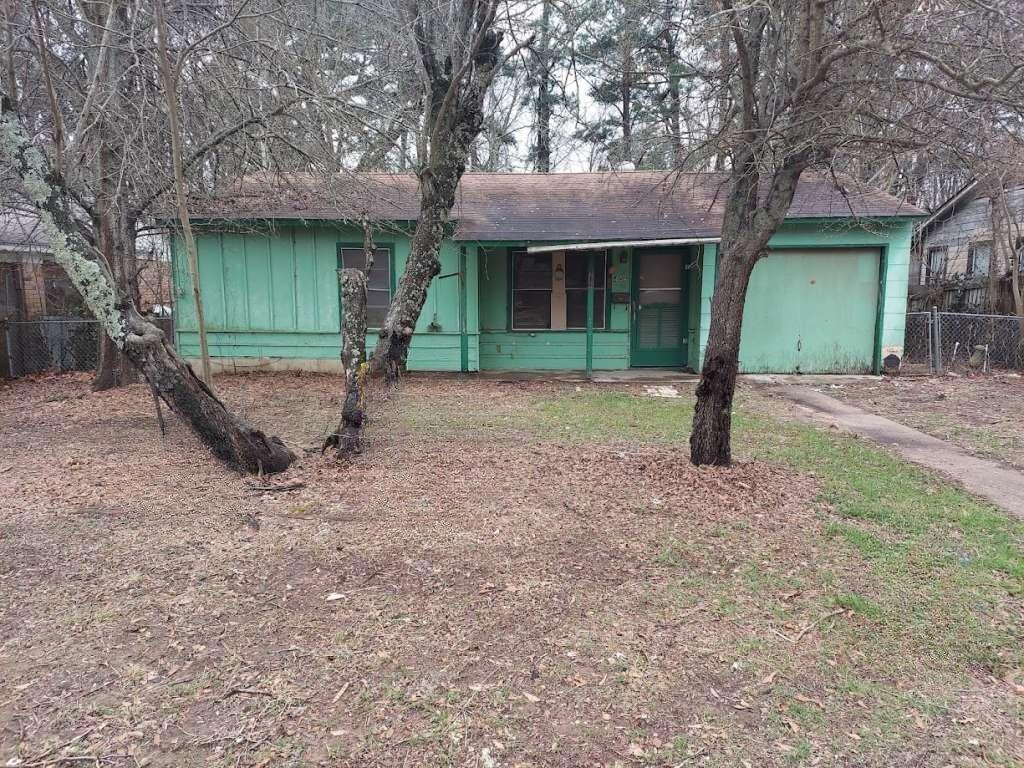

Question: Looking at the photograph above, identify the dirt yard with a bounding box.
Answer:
[824,372,1024,469]
[1,373,1021,767]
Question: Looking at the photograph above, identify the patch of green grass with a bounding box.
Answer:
[786,738,812,764]
[831,593,883,619]
[528,387,1024,678]
[822,521,898,561]
[786,701,824,728]
[654,538,688,567]
[741,405,1023,675]
[532,391,698,442]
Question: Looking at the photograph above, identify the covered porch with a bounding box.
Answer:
[473,239,714,374]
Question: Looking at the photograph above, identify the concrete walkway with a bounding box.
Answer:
[776,385,1024,519]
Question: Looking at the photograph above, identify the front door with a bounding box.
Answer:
[631,250,685,367]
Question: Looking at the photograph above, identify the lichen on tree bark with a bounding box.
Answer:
[1,91,295,474]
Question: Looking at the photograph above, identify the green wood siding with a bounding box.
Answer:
[173,216,914,375]
[173,222,478,372]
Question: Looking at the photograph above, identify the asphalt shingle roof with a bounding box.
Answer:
[192,170,924,242]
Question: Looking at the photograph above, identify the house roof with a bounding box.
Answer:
[915,179,981,237]
[190,171,924,242]
[0,209,49,252]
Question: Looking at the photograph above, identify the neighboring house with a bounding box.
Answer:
[0,209,83,320]
[0,209,173,319]
[172,171,922,375]
[910,180,1024,312]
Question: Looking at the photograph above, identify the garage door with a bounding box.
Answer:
[739,248,880,373]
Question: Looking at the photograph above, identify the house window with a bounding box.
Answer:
[511,250,607,330]
[339,246,390,327]
[967,241,991,277]
[925,247,947,284]
[512,251,552,329]
[0,263,23,320]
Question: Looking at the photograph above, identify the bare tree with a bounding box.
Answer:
[688,0,1024,465]
[368,0,529,380]
[1,90,295,472]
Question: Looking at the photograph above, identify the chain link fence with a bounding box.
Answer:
[0,317,174,378]
[904,310,1024,373]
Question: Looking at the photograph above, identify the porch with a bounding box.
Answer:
[474,241,710,374]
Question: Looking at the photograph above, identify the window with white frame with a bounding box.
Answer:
[339,245,390,327]
[925,246,947,284]
[511,250,606,330]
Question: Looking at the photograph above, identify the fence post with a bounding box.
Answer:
[932,306,944,375]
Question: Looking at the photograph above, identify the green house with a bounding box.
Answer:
[172,172,921,374]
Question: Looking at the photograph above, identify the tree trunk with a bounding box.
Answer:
[91,210,138,390]
[156,0,213,388]
[690,152,809,466]
[371,178,451,381]
[369,20,505,382]
[620,44,633,165]
[93,333,135,390]
[87,1,139,392]
[324,268,369,455]
[690,248,758,465]
[1,91,295,474]
[534,0,552,173]
[661,0,683,169]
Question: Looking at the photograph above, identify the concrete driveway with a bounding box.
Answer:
[775,385,1024,520]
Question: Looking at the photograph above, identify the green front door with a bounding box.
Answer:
[630,249,686,367]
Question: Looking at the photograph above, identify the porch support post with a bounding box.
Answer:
[459,246,469,373]
[585,250,595,380]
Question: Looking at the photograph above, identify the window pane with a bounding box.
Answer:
[564,251,607,289]
[513,251,552,289]
[637,252,683,290]
[367,305,387,328]
[969,242,991,276]
[513,290,551,328]
[367,288,390,308]
[341,247,390,291]
[341,247,390,326]
[566,290,605,329]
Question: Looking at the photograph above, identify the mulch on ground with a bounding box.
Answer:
[0,373,1019,767]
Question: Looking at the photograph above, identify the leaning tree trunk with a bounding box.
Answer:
[369,34,503,381]
[324,268,369,455]
[371,171,455,381]
[1,93,295,474]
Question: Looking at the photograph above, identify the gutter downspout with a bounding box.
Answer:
[459,246,469,373]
